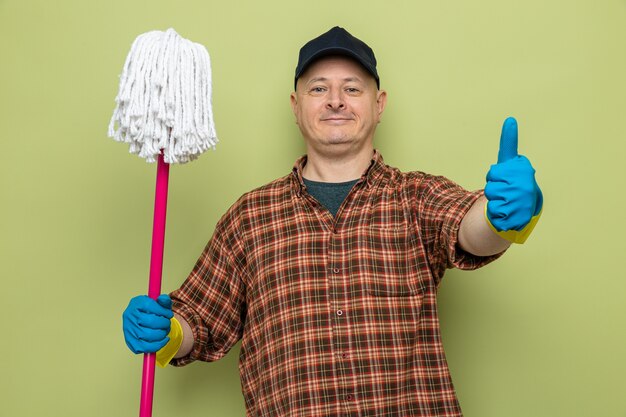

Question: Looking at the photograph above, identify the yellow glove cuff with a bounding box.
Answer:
[485,205,543,244]
[156,316,183,368]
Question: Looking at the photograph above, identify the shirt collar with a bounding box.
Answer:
[291,149,386,195]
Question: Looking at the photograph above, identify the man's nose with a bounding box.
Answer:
[326,90,345,109]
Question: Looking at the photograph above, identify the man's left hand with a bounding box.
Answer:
[484,117,543,243]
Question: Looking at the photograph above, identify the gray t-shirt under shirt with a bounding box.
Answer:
[302,178,359,217]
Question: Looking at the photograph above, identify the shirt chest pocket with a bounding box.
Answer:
[358,226,425,297]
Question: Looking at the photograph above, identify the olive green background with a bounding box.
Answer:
[1,0,625,416]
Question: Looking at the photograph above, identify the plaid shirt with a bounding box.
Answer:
[170,151,503,417]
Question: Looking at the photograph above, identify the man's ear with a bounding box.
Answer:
[290,92,299,122]
[376,89,388,121]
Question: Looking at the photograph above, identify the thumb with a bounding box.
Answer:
[156,294,172,310]
[497,116,519,163]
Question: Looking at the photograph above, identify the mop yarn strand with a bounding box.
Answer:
[108,28,218,163]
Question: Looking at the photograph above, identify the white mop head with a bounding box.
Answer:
[108,28,217,164]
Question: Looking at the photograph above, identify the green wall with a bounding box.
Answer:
[1,0,625,416]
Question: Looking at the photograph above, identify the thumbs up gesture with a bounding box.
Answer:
[484,117,543,243]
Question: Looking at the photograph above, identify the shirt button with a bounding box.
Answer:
[342,353,348,359]
[336,309,343,316]
[346,394,353,401]
[333,267,340,274]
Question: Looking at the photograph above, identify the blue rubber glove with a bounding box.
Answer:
[485,117,543,237]
[122,294,173,354]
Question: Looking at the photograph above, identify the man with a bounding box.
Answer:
[123,26,542,416]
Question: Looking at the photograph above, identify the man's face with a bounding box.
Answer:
[290,56,387,157]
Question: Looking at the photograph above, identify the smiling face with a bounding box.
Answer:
[290,56,387,159]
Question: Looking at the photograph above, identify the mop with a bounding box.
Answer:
[107,28,217,417]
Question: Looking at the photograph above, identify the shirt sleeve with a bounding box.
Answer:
[169,207,247,366]
[415,174,505,285]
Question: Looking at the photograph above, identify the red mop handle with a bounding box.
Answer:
[140,152,170,417]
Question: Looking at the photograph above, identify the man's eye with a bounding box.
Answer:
[311,87,326,93]
[346,87,360,93]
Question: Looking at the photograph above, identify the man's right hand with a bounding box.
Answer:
[122,294,174,354]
